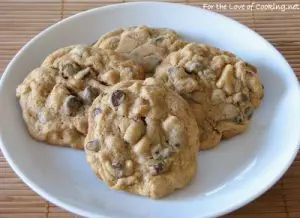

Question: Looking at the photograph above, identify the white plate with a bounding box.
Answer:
[0,2,300,218]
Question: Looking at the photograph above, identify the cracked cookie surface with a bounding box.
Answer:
[85,78,198,198]
[155,43,264,150]
[93,25,186,75]
[16,45,145,148]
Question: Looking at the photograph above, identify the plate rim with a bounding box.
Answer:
[0,2,300,218]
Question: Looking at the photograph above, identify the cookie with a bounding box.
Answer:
[85,78,198,198]
[42,44,145,86]
[155,43,264,150]
[93,25,186,75]
[16,45,145,148]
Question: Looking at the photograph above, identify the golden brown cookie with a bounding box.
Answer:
[155,43,264,150]
[85,78,198,198]
[42,44,145,86]
[93,25,186,75]
[16,45,145,148]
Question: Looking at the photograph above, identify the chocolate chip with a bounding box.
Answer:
[233,93,248,105]
[246,70,255,75]
[60,62,80,78]
[167,67,176,74]
[245,63,257,74]
[151,145,173,160]
[63,95,83,116]
[151,145,161,158]
[154,162,164,173]
[111,161,122,169]
[140,116,146,124]
[80,86,98,104]
[111,90,125,107]
[85,140,100,152]
[123,67,132,73]
[111,161,124,178]
[93,108,102,117]
[185,62,201,74]
[245,107,254,119]
[98,80,108,86]
[213,128,221,134]
[234,114,244,123]
[150,162,164,175]
[241,94,249,101]
[153,36,165,42]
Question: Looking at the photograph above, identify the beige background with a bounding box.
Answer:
[0,0,299,217]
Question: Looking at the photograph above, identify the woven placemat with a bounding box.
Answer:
[0,1,299,217]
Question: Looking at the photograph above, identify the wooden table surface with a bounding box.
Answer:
[0,0,299,217]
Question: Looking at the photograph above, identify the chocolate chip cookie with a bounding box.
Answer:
[16,45,145,148]
[155,43,264,150]
[93,25,186,75]
[85,78,199,198]
[42,44,145,86]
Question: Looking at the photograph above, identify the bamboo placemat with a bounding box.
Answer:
[0,0,299,217]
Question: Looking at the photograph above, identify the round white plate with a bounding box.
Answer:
[0,2,300,218]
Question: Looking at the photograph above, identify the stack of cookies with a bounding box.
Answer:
[16,25,264,198]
